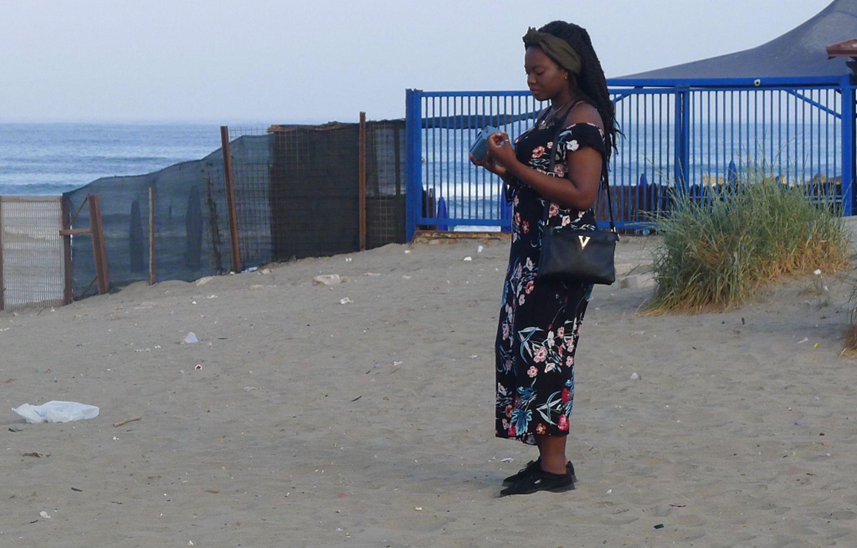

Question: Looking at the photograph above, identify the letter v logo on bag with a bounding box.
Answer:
[578,235,591,249]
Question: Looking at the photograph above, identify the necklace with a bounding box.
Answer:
[540,96,581,128]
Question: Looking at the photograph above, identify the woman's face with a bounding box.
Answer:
[525,46,568,102]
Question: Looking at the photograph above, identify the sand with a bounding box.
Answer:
[2,235,857,547]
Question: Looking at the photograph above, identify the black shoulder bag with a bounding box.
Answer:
[537,115,619,285]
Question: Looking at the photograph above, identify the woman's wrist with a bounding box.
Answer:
[505,158,526,180]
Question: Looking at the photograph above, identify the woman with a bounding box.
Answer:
[471,21,618,496]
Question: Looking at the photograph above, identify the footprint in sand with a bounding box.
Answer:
[817,509,857,521]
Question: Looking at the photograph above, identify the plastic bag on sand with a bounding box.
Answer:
[13,401,100,423]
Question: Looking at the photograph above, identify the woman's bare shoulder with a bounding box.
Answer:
[567,103,604,132]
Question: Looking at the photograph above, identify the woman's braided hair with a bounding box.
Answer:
[537,21,620,163]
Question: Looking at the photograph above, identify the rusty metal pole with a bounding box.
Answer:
[148,187,156,285]
[359,112,367,251]
[220,126,242,273]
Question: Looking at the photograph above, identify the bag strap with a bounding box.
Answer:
[543,102,615,232]
[533,107,550,127]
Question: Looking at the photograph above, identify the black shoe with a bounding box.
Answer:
[502,459,577,486]
[502,458,541,486]
[500,467,576,496]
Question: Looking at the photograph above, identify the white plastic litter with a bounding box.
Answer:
[183,332,198,344]
[13,401,100,424]
[313,274,342,286]
[463,256,472,262]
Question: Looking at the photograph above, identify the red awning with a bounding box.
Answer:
[827,38,857,59]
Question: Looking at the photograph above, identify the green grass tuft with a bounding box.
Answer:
[646,172,850,314]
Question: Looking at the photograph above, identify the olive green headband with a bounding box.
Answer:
[522,27,582,76]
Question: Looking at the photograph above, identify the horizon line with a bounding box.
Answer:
[0,117,351,126]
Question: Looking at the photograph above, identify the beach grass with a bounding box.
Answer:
[843,325,857,355]
[843,282,857,355]
[646,171,850,314]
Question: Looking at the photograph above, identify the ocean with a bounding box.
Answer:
[0,123,225,196]
[1,122,841,203]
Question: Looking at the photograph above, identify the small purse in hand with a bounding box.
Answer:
[537,116,619,285]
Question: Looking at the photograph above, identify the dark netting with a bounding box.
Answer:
[365,121,407,248]
[63,121,407,299]
[217,134,272,268]
[268,123,360,259]
[63,152,234,297]
[263,120,406,259]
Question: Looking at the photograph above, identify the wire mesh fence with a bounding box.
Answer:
[58,119,406,300]
[365,121,407,247]
[0,196,65,310]
[229,121,406,261]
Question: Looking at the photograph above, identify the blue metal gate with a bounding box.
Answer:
[405,79,855,239]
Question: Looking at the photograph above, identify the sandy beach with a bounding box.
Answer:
[2,235,857,547]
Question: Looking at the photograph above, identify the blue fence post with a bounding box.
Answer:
[674,86,690,194]
[436,197,448,231]
[841,77,856,217]
[638,172,648,222]
[405,89,422,241]
[727,160,738,186]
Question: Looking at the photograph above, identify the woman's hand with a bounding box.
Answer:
[486,132,517,169]
[470,151,508,179]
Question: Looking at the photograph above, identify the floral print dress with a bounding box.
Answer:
[495,115,605,445]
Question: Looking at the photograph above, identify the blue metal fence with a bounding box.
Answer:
[405,78,856,239]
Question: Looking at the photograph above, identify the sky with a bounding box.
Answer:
[0,0,836,124]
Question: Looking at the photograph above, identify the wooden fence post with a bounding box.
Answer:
[88,194,109,294]
[220,126,242,273]
[59,195,112,299]
[359,112,367,251]
[149,187,156,285]
[95,195,109,293]
[61,196,73,304]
